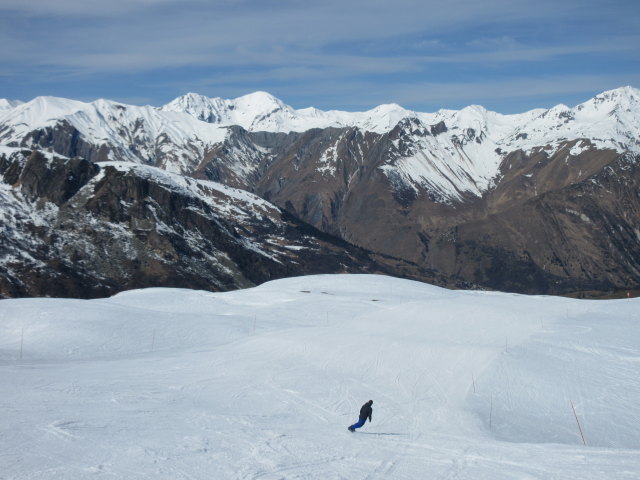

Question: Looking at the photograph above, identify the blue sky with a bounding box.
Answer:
[1,0,639,113]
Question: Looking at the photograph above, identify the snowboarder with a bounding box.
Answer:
[348,400,373,432]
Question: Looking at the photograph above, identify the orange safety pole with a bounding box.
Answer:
[570,400,587,446]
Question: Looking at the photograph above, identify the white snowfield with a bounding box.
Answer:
[1,275,639,479]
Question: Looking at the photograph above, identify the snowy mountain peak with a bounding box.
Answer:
[536,104,573,125]
[162,92,415,133]
[1,86,639,204]
[500,86,640,156]
[173,91,211,105]
[0,98,22,111]
[2,96,87,126]
[0,95,229,172]
[233,90,286,110]
[161,93,226,123]
[163,91,288,115]
[460,104,489,115]
[591,85,640,105]
[161,91,293,131]
[370,102,408,114]
[438,104,492,130]
[576,86,640,119]
[155,87,640,143]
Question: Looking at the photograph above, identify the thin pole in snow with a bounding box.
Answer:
[472,373,476,394]
[20,328,24,360]
[151,329,156,352]
[570,399,587,446]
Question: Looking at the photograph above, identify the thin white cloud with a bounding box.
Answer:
[467,36,521,50]
[1,0,638,110]
[0,0,597,58]
[1,0,634,73]
[0,0,197,16]
[5,20,637,76]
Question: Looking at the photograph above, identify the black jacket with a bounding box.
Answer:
[359,401,373,422]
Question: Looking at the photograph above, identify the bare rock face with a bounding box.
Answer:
[0,149,449,299]
[248,129,640,295]
[11,121,113,163]
[433,150,640,295]
[5,124,639,298]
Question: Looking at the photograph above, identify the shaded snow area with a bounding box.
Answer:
[1,275,639,479]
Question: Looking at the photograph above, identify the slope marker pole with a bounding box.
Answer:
[472,373,476,394]
[570,399,587,446]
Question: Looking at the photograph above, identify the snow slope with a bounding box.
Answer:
[1,275,639,479]
[503,86,640,154]
[0,96,229,173]
[0,97,227,147]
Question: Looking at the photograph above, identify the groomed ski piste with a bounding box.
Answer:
[1,274,639,479]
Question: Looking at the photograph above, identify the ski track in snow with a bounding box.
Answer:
[0,274,639,479]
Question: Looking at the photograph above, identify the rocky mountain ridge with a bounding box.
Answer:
[0,147,442,298]
[1,87,639,297]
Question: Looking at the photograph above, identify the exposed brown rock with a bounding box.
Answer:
[3,114,639,298]
[0,150,450,299]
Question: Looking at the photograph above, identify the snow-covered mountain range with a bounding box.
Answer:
[160,87,640,154]
[1,87,639,297]
[161,91,417,134]
[1,87,638,202]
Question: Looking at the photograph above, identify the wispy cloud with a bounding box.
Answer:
[1,0,638,110]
